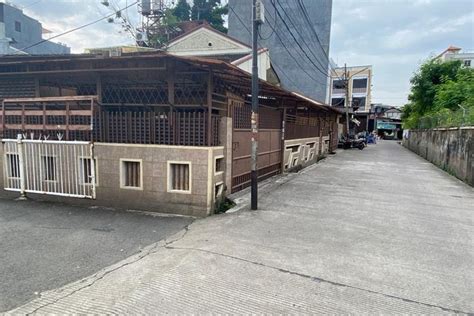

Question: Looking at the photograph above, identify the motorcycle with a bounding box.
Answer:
[338,135,365,150]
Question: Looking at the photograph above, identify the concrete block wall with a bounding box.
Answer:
[403,127,474,186]
[284,137,326,170]
[0,142,225,217]
[93,144,224,217]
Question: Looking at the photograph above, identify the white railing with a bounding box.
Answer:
[3,137,96,199]
[352,87,367,94]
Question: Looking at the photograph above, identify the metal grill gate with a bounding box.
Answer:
[230,96,283,193]
[2,138,96,199]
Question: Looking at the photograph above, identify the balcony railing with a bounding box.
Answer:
[332,88,345,95]
[352,87,367,94]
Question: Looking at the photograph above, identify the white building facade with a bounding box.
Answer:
[328,65,373,112]
[436,45,473,68]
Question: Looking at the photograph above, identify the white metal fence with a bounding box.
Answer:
[2,138,96,199]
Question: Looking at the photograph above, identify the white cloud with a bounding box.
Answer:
[330,0,474,106]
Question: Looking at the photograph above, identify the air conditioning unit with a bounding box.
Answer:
[136,31,148,43]
[109,47,122,57]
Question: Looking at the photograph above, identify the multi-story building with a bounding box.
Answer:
[228,0,332,103]
[0,2,70,55]
[329,65,372,112]
[435,45,473,68]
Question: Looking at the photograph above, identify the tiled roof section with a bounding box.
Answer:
[0,51,342,114]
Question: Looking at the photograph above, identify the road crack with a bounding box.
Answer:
[165,245,469,315]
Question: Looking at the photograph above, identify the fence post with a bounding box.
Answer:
[16,134,27,200]
[90,142,96,200]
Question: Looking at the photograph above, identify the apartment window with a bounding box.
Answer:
[120,159,142,189]
[352,97,366,109]
[331,98,345,107]
[332,79,345,90]
[215,156,224,174]
[352,78,368,89]
[6,153,20,179]
[42,156,56,181]
[464,60,471,67]
[14,21,21,32]
[79,157,97,185]
[168,162,191,193]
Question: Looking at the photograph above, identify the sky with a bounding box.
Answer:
[3,0,474,107]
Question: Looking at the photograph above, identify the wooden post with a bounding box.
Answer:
[42,102,46,136]
[65,101,70,140]
[21,103,25,131]
[96,76,102,104]
[207,69,213,146]
[1,100,5,135]
[167,60,176,145]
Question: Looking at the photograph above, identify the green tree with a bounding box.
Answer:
[172,0,191,22]
[191,0,228,33]
[407,60,461,116]
[148,8,179,47]
[402,59,474,129]
[433,67,474,111]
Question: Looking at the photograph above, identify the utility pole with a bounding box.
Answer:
[344,63,350,136]
[251,0,263,210]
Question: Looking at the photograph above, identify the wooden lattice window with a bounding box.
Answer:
[120,159,142,189]
[168,162,191,193]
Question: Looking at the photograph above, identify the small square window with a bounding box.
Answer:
[168,162,191,193]
[120,159,142,189]
[79,157,97,185]
[15,21,21,32]
[6,153,20,179]
[215,156,224,174]
[42,156,56,181]
[464,60,471,67]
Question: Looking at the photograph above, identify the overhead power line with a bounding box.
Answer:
[20,0,139,51]
[290,0,344,81]
[22,0,43,9]
[228,4,316,88]
[269,0,330,79]
[246,3,327,85]
[296,0,329,60]
[277,0,330,76]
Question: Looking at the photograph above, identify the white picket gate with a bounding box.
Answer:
[2,137,96,199]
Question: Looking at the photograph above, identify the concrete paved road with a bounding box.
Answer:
[9,141,474,314]
[0,200,193,312]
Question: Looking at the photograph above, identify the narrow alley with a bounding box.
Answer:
[9,141,474,314]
